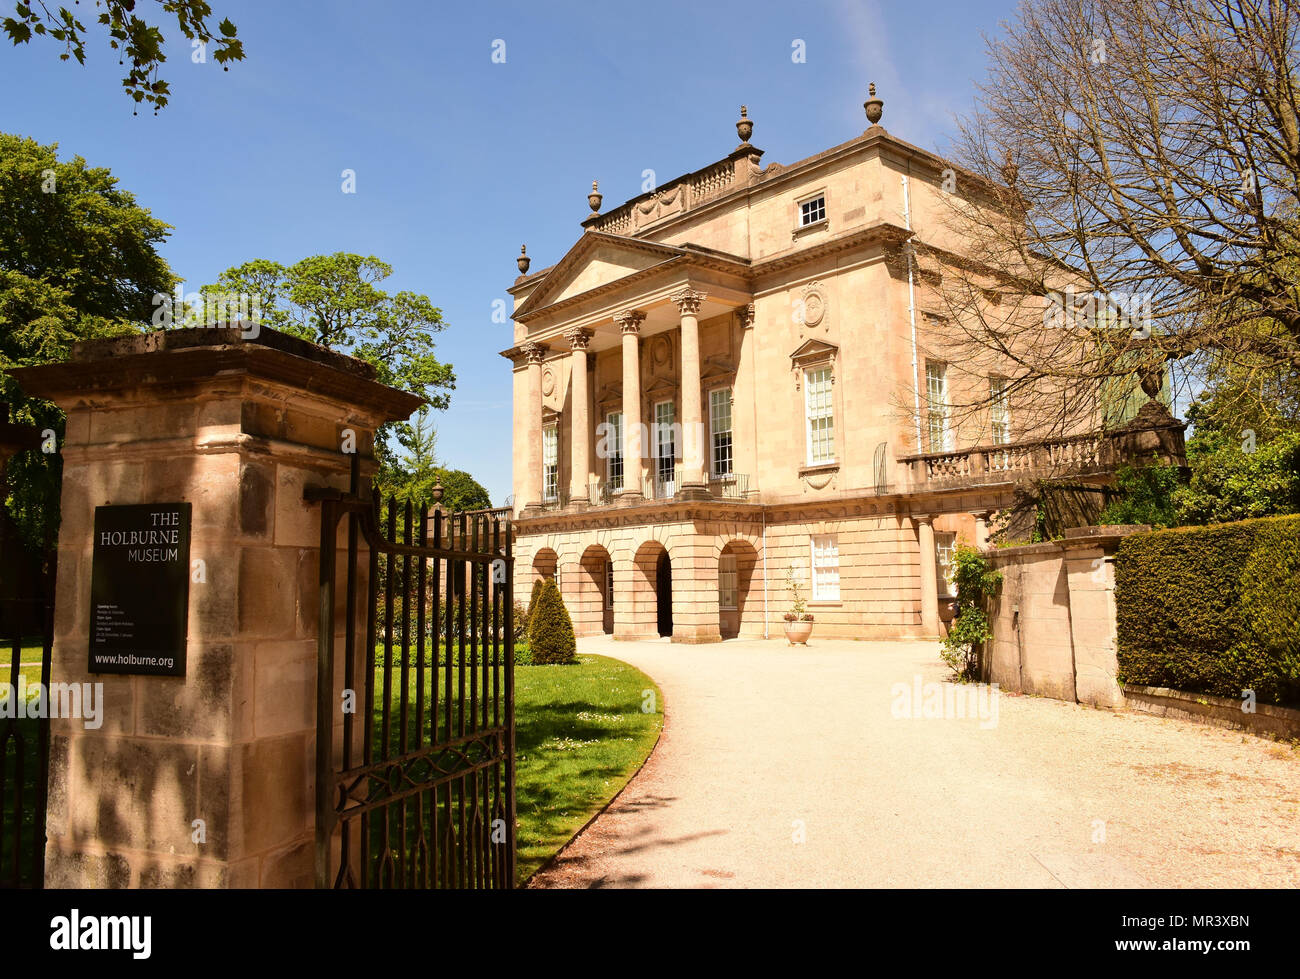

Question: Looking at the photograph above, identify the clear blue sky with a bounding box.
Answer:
[0,0,1017,504]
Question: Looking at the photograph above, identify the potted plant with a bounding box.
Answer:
[782,565,815,645]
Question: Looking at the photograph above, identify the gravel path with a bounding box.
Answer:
[529,635,1300,888]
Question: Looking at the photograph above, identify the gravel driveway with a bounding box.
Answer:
[529,635,1300,888]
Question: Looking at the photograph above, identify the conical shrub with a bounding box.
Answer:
[527,578,576,665]
[525,578,545,632]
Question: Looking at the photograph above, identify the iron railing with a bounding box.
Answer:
[308,457,515,889]
[0,405,55,890]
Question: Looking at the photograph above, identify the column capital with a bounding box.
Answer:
[670,288,708,315]
[520,341,547,365]
[911,512,933,525]
[614,309,646,334]
[564,327,593,351]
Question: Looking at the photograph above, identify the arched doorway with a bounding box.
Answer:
[578,544,614,636]
[656,551,673,637]
[631,540,671,639]
[718,540,758,639]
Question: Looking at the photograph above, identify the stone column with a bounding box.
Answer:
[614,310,645,498]
[735,303,756,493]
[672,288,709,497]
[973,510,991,552]
[520,342,546,511]
[565,329,592,505]
[914,513,940,637]
[9,326,421,888]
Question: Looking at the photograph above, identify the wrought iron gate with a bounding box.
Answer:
[0,569,54,890]
[0,404,56,890]
[309,460,515,888]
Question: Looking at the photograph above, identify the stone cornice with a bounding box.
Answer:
[8,326,425,423]
[512,485,1026,532]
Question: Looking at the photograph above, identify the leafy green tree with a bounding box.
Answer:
[431,469,492,512]
[379,408,439,503]
[1,133,173,550]
[1175,429,1300,525]
[3,1,244,113]
[202,253,455,475]
[203,255,453,405]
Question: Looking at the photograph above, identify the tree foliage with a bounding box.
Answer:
[3,0,244,112]
[1,132,172,549]
[940,544,1002,681]
[202,254,454,407]
[923,0,1300,438]
[202,253,456,475]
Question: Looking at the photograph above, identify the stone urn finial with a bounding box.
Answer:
[432,480,444,506]
[736,105,753,144]
[587,180,602,214]
[517,244,531,274]
[864,82,884,126]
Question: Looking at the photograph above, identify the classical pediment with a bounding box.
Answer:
[700,355,736,385]
[645,375,677,398]
[513,233,690,320]
[789,337,839,368]
[595,380,623,406]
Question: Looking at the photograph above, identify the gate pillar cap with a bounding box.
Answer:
[8,326,424,424]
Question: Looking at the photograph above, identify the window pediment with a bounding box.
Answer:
[790,338,838,369]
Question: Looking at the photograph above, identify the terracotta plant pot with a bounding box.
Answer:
[783,620,813,645]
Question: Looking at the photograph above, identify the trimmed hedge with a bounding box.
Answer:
[1115,514,1300,707]
[526,578,576,665]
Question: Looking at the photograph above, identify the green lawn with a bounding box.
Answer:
[368,650,662,885]
[513,653,662,881]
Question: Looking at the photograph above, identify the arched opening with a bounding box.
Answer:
[656,552,673,637]
[532,548,558,583]
[631,540,671,639]
[718,539,759,639]
[577,544,614,637]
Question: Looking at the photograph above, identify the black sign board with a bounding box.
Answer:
[89,503,192,676]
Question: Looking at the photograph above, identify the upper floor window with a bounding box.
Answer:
[989,376,1011,445]
[925,360,951,452]
[654,400,676,488]
[605,411,624,491]
[799,194,826,227]
[810,535,841,601]
[709,387,733,476]
[804,367,835,465]
[542,424,559,501]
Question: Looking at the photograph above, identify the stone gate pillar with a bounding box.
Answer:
[9,327,421,888]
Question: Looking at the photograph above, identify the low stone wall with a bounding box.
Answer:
[985,526,1149,708]
[1123,685,1300,740]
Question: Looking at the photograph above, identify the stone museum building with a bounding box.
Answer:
[502,90,1172,643]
